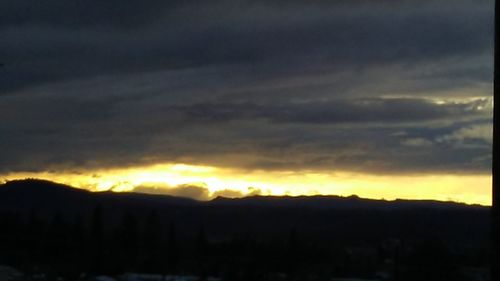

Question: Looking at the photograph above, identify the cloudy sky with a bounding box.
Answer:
[0,0,494,204]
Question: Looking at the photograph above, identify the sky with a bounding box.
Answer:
[0,0,494,205]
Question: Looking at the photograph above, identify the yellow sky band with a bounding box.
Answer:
[1,162,491,206]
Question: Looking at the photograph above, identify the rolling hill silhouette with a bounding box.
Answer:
[0,179,491,280]
[0,179,200,218]
[0,178,486,212]
[0,179,489,239]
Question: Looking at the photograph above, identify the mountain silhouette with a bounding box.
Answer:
[0,179,487,214]
[0,179,489,237]
[0,179,490,280]
[0,179,199,218]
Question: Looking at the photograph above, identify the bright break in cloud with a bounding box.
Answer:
[0,0,494,204]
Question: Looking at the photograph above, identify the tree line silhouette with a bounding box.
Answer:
[0,180,492,280]
[1,206,181,279]
[0,204,491,281]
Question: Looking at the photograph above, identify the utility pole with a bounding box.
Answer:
[493,1,499,280]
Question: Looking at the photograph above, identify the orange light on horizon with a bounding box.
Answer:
[0,162,492,206]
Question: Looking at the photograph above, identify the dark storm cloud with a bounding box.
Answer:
[0,92,491,174]
[0,0,493,175]
[0,0,492,92]
[0,0,175,28]
[178,98,488,124]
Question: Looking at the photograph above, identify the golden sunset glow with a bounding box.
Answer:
[1,162,491,206]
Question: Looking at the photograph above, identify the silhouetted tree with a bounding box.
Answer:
[25,209,43,267]
[167,221,179,274]
[43,210,70,277]
[89,205,104,273]
[196,224,209,278]
[407,235,457,281]
[0,212,22,265]
[69,213,86,274]
[142,209,162,273]
[196,225,208,256]
[114,211,139,272]
[48,212,67,259]
[393,240,401,281]
[286,227,301,279]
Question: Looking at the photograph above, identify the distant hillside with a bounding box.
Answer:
[0,178,490,246]
[210,194,487,210]
[0,178,488,211]
[0,180,491,280]
[0,179,199,217]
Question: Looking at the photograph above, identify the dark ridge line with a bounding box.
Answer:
[0,177,490,208]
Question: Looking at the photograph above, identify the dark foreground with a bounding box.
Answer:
[0,179,491,281]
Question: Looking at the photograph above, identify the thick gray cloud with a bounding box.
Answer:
[177,98,489,124]
[0,0,492,92]
[0,0,493,175]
